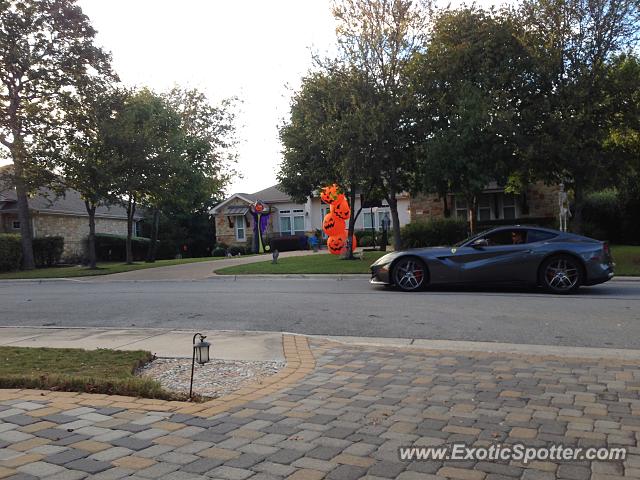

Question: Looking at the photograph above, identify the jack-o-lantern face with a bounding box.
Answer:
[320,184,340,204]
[331,195,351,220]
[323,212,345,237]
[327,234,347,255]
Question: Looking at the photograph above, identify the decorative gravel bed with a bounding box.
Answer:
[137,358,285,398]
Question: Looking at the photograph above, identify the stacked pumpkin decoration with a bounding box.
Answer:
[321,184,357,255]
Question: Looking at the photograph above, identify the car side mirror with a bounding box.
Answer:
[471,238,489,249]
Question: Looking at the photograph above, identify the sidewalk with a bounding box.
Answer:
[1,329,640,479]
[80,250,328,282]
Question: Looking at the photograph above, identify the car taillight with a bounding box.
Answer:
[603,242,610,256]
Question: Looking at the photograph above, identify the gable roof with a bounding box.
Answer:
[210,185,295,214]
[0,182,140,220]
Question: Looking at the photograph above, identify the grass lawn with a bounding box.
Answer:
[0,256,233,280]
[215,250,388,275]
[611,245,640,276]
[0,347,185,400]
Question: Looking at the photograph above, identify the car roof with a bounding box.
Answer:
[486,225,562,235]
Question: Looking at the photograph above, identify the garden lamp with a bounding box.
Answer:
[189,333,211,398]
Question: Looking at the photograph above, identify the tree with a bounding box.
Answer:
[104,88,183,264]
[407,7,537,233]
[58,87,124,269]
[141,88,237,262]
[331,0,430,249]
[0,0,113,269]
[278,66,381,258]
[516,0,640,232]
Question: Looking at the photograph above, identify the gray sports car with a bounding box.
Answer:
[370,226,614,293]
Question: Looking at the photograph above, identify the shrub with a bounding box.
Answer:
[228,245,246,256]
[270,235,309,252]
[94,234,150,262]
[0,234,22,272]
[582,189,623,242]
[212,247,227,257]
[33,236,64,267]
[400,218,468,249]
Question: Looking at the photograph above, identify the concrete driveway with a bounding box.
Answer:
[84,250,328,282]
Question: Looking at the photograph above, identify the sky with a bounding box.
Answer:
[78,0,339,196]
[2,0,501,195]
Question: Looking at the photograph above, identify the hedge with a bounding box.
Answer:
[400,218,468,249]
[33,236,64,267]
[92,234,173,262]
[0,234,22,272]
[269,235,309,252]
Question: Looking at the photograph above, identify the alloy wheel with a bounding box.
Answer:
[544,258,579,292]
[393,258,426,291]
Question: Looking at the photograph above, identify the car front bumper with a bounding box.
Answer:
[370,264,392,285]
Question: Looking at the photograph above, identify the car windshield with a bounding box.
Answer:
[453,228,493,247]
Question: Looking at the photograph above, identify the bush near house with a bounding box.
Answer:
[0,234,22,272]
[269,235,309,252]
[582,189,640,244]
[33,236,64,267]
[401,218,468,248]
[93,233,174,262]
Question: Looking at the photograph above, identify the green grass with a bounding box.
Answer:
[611,245,640,276]
[0,256,232,280]
[215,251,388,275]
[0,347,188,400]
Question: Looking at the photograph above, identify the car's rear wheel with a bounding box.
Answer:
[540,255,583,294]
[392,257,428,292]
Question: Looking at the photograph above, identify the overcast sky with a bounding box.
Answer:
[2,0,501,195]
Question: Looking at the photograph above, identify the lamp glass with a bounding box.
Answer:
[194,341,210,364]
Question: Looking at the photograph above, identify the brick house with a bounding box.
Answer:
[210,185,412,248]
[0,184,142,260]
[410,181,559,227]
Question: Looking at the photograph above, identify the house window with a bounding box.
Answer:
[455,197,468,219]
[503,195,516,219]
[363,212,374,230]
[279,209,305,235]
[12,221,20,230]
[478,196,491,221]
[235,215,246,241]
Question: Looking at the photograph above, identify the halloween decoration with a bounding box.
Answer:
[320,184,340,204]
[250,201,271,253]
[327,234,347,255]
[331,195,351,220]
[323,212,346,237]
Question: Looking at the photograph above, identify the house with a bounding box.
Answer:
[210,185,412,247]
[0,182,142,260]
[410,181,559,226]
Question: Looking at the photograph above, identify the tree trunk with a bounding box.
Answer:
[126,197,136,264]
[146,209,160,263]
[85,201,98,269]
[467,195,478,235]
[343,189,357,260]
[13,161,35,270]
[572,179,584,234]
[386,193,402,250]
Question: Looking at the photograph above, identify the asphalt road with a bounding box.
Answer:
[1,277,639,349]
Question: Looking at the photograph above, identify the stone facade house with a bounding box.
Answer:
[210,185,412,248]
[0,184,142,260]
[410,182,560,227]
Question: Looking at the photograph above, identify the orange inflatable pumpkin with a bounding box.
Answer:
[320,184,340,204]
[327,233,357,255]
[331,195,351,220]
[327,234,347,255]
[323,212,345,237]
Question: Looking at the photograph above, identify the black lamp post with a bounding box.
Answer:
[189,333,211,399]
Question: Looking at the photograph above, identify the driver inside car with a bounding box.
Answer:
[512,231,525,244]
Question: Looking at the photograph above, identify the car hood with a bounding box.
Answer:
[370,246,453,267]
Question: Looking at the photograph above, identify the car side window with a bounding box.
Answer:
[483,230,529,246]
[527,230,557,243]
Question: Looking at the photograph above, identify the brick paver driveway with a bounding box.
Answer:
[1,340,639,479]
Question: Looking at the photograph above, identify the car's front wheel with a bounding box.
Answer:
[392,257,428,292]
[540,255,583,294]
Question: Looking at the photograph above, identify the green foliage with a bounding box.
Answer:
[401,219,469,249]
[32,237,64,267]
[94,234,152,262]
[0,234,22,272]
[212,247,227,257]
[228,245,246,256]
[582,189,640,244]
